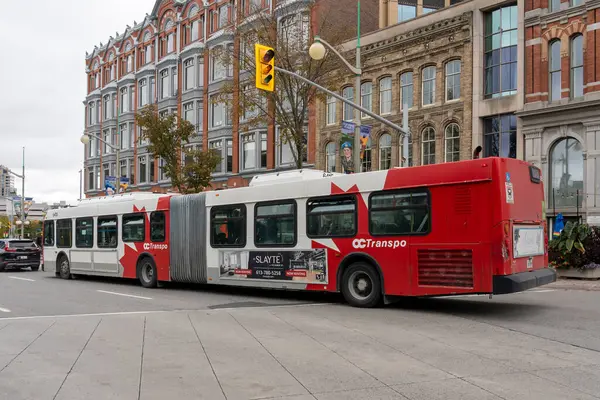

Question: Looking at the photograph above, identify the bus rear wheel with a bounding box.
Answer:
[59,256,71,279]
[341,262,382,308]
[138,258,158,289]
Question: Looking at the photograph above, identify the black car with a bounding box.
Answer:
[0,239,42,272]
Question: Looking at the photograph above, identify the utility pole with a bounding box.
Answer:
[79,169,83,200]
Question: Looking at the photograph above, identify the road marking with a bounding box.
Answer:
[8,276,35,282]
[530,289,555,293]
[97,290,152,300]
[0,307,11,313]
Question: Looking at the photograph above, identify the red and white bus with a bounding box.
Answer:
[42,157,556,307]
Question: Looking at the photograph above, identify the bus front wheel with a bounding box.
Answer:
[138,257,158,289]
[58,256,71,280]
[341,262,382,308]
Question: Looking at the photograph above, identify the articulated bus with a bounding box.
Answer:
[42,157,556,307]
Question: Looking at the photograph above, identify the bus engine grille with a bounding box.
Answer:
[417,249,473,288]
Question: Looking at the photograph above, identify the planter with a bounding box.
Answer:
[557,267,600,280]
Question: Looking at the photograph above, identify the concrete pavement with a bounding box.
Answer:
[1,270,600,399]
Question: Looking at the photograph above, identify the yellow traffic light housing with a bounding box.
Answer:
[255,44,275,92]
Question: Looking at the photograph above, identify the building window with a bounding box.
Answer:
[210,98,224,128]
[160,69,169,99]
[226,139,233,172]
[159,158,167,181]
[421,127,436,165]
[423,0,444,13]
[120,88,128,113]
[88,169,94,190]
[549,40,562,102]
[369,190,430,235]
[138,156,147,183]
[361,135,372,172]
[103,95,111,120]
[360,82,372,118]
[191,19,200,42]
[278,127,308,166]
[211,47,226,81]
[380,77,392,115]
[104,131,111,154]
[127,54,134,73]
[483,114,517,158]
[210,204,246,247]
[167,32,175,53]
[571,35,584,99]
[120,160,127,179]
[342,87,354,121]
[550,0,560,12]
[218,5,229,28]
[260,133,267,168]
[484,5,517,98]
[139,79,148,107]
[255,201,297,246]
[198,60,205,87]
[209,140,223,173]
[172,67,178,95]
[242,133,256,170]
[183,102,195,125]
[445,60,461,101]
[184,58,194,90]
[379,134,392,170]
[307,195,357,238]
[549,137,584,208]
[326,95,336,125]
[444,123,460,162]
[325,142,336,172]
[398,0,417,22]
[401,135,413,166]
[422,66,436,106]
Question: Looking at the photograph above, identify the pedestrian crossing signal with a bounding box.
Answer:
[255,44,275,92]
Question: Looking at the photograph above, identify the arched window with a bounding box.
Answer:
[379,77,392,114]
[445,60,461,101]
[400,71,413,110]
[108,53,115,62]
[549,40,561,102]
[571,35,583,99]
[125,42,132,52]
[549,137,584,208]
[361,135,372,172]
[325,142,336,172]
[360,82,372,118]
[342,87,353,121]
[164,19,174,31]
[143,32,151,42]
[379,133,392,170]
[444,124,460,162]
[421,127,436,165]
[422,66,436,106]
[189,5,199,18]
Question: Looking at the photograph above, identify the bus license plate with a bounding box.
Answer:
[18,256,28,260]
[527,258,533,269]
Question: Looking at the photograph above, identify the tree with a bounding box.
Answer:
[214,1,351,169]
[0,215,10,238]
[135,105,221,194]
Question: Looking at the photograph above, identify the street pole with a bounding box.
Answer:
[354,0,361,172]
[79,169,82,200]
[21,147,25,239]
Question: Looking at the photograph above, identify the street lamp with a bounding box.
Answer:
[309,32,362,173]
[81,133,121,195]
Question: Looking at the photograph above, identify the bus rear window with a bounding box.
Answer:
[529,166,541,183]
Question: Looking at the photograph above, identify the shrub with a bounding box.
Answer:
[549,222,600,270]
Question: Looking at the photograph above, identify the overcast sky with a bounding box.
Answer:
[0,0,155,205]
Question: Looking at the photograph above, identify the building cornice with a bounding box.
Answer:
[524,1,600,27]
[517,98,600,117]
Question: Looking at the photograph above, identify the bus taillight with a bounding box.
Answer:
[502,222,511,261]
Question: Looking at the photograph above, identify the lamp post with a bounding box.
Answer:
[81,133,121,195]
[309,2,362,172]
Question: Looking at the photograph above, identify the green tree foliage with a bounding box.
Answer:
[135,105,221,194]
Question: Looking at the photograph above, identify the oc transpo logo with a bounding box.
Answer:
[143,243,169,251]
[352,238,407,250]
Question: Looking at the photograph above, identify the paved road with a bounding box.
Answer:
[1,270,600,400]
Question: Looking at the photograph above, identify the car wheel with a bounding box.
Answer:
[59,256,71,279]
[138,257,158,288]
[341,262,382,308]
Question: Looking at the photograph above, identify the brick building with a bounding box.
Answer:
[83,0,377,197]
[316,0,526,173]
[519,0,600,226]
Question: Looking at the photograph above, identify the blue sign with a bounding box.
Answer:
[104,176,117,195]
[360,125,372,137]
[341,121,355,134]
[505,172,511,182]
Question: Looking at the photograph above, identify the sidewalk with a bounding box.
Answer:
[548,277,600,291]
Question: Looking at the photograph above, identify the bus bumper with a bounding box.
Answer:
[492,268,557,294]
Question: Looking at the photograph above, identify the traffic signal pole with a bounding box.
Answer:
[273,66,408,136]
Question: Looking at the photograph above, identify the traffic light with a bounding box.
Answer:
[255,44,275,92]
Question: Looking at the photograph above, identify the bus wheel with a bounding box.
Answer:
[59,256,71,280]
[341,262,382,308]
[138,258,158,288]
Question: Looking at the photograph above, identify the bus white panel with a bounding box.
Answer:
[92,250,120,274]
[70,250,93,272]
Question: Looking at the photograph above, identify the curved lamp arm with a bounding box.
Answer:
[314,36,361,75]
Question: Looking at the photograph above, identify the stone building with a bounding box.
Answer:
[316,0,526,174]
[519,0,600,226]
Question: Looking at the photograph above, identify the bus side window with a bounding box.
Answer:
[150,212,166,242]
[307,195,357,238]
[123,213,146,243]
[75,217,94,248]
[369,190,431,235]
[43,221,55,247]
[98,216,118,248]
[56,219,73,248]
[210,205,246,248]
